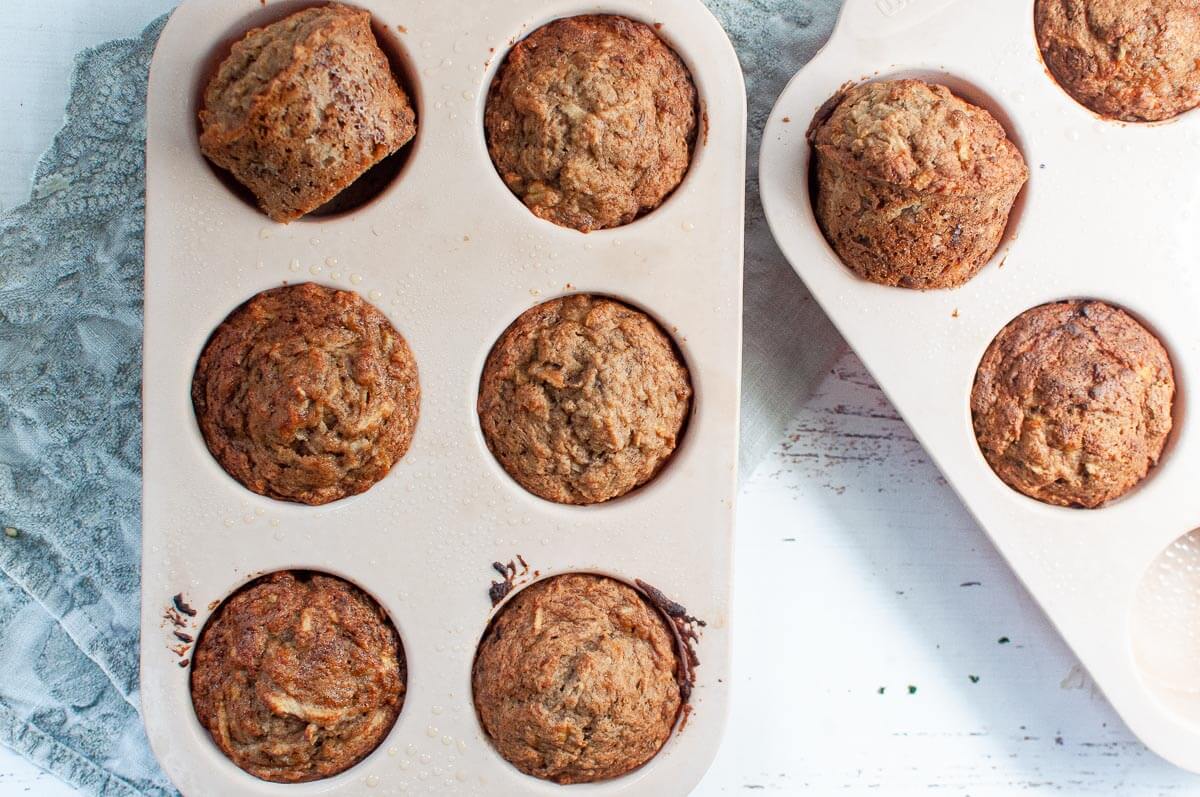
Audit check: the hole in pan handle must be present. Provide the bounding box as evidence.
[836,0,964,41]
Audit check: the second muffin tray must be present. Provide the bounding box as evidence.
[761,0,1200,775]
[141,0,744,794]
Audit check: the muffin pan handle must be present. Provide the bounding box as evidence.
[834,0,963,41]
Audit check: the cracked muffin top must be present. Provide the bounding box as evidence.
[191,571,405,783]
[971,300,1175,508]
[192,282,419,505]
[477,294,691,505]
[472,573,681,784]
[809,79,1027,196]
[484,14,697,232]
[199,3,416,222]
[1036,0,1200,122]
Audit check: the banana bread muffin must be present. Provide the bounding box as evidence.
[971,300,1175,508]
[477,294,691,505]
[472,574,682,784]
[484,15,697,232]
[808,79,1028,289]
[199,4,416,222]
[192,282,419,505]
[1036,0,1200,122]
[191,571,405,783]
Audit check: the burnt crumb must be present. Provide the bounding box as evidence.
[174,631,194,644]
[163,607,188,629]
[170,642,192,658]
[179,658,191,668]
[208,599,220,611]
[782,116,791,123]
[488,557,532,606]
[653,21,663,30]
[396,24,407,33]
[635,579,705,703]
[173,593,197,617]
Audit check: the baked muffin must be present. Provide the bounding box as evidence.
[199,4,416,222]
[191,571,405,783]
[472,574,681,784]
[808,79,1028,289]
[1036,0,1200,122]
[192,283,419,505]
[484,15,697,232]
[478,294,691,504]
[971,300,1175,508]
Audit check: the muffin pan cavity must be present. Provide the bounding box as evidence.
[762,0,1200,773]
[192,1,422,222]
[144,0,743,793]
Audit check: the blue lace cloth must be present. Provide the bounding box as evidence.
[0,4,840,794]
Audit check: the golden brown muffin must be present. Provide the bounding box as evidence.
[971,300,1175,508]
[1036,0,1200,122]
[472,574,681,784]
[477,295,691,505]
[808,79,1028,289]
[484,15,697,232]
[191,571,405,783]
[199,4,416,222]
[192,283,419,505]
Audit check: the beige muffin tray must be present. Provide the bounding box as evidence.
[760,0,1200,775]
[140,0,744,794]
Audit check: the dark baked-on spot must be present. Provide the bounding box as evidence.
[472,574,682,784]
[971,300,1175,508]
[477,294,691,505]
[192,282,419,505]
[198,4,417,222]
[808,79,1027,290]
[484,14,697,232]
[190,571,405,783]
[1035,0,1200,122]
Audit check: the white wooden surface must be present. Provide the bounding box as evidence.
[3,1,1200,794]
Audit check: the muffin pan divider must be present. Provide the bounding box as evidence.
[761,0,1200,774]
[142,0,744,794]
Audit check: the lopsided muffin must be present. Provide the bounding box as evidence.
[472,574,682,784]
[484,15,697,232]
[191,571,405,783]
[478,295,691,505]
[1036,0,1200,122]
[808,79,1028,289]
[192,283,419,505]
[971,300,1175,508]
[199,4,416,222]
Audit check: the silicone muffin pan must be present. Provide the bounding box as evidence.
[141,0,745,793]
[761,0,1200,774]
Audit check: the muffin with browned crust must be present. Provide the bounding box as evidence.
[192,283,419,505]
[472,574,681,784]
[484,15,697,232]
[191,571,405,783]
[808,79,1028,289]
[478,294,691,505]
[199,4,416,222]
[971,300,1175,508]
[1036,0,1200,122]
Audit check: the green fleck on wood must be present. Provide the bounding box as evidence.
[877,687,886,695]
[907,685,917,695]
[969,675,980,683]
[998,636,1010,645]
